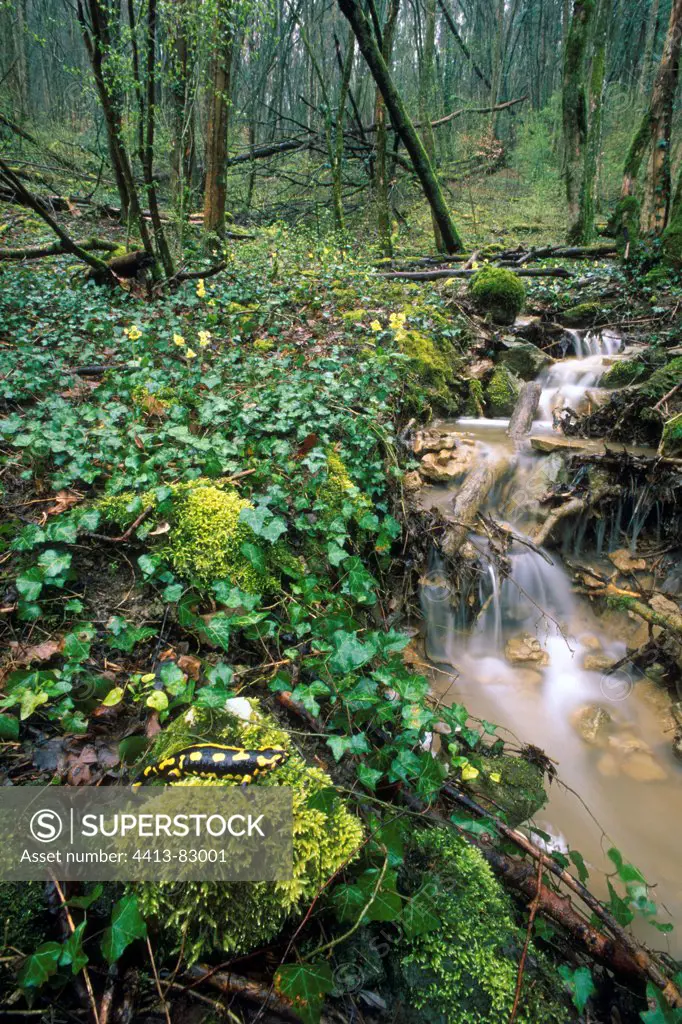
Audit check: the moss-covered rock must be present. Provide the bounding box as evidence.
[485,365,521,417]
[396,829,570,1023]
[640,357,682,401]
[601,356,653,388]
[498,340,553,381]
[560,302,605,327]
[464,378,485,417]
[0,882,50,952]
[396,328,463,415]
[136,704,364,962]
[469,268,526,326]
[98,481,283,592]
[659,412,682,457]
[464,752,548,827]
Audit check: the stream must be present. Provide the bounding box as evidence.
[417,329,682,954]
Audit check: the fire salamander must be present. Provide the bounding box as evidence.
[133,744,288,788]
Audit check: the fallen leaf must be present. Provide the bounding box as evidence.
[8,638,63,667]
[45,489,83,516]
[177,654,201,680]
[145,712,162,738]
[148,521,170,536]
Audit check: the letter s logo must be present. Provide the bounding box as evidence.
[29,809,63,843]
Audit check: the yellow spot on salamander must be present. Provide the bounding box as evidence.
[212,752,227,763]
[158,758,176,771]
[167,768,181,778]
[231,750,251,763]
[189,751,203,762]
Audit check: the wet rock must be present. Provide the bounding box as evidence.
[419,446,476,483]
[530,435,606,455]
[413,429,457,456]
[583,653,616,672]
[505,633,549,666]
[512,314,544,343]
[672,702,682,729]
[580,633,603,650]
[584,388,612,411]
[643,662,667,685]
[620,753,667,782]
[403,470,423,492]
[498,340,553,381]
[608,548,647,573]
[514,668,544,687]
[572,704,613,745]
[650,593,682,619]
[608,732,650,756]
[661,564,682,596]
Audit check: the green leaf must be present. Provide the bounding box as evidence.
[607,847,646,884]
[59,921,88,975]
[341,555,377,605]
[640,982,682,1023]
[607,879,634,926]
[401,886,441,939]
[38,549,72,578]
[240,541,266,573]
[45,519,78,544]
[102,687,125,707]
[329,630,377,673]
[162,583,184,602]
[63,629,93,662]
[100,896,147,964]
[558,965,596,1014]
[137,554,160,579]
[19,688,50,720]
[68,884,103,910]
[327,541,348,566]
[202,613,231,651]
[326,733,370,762]
[569,848,589,884]
[356,763,383,791]
[16,566,43,601]
[275,962,333,1024]
[146,691,169,712]
[18,942,62,989]
[0,714,19,740]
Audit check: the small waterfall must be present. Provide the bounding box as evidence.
[536,329,622,427]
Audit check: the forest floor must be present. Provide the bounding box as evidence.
[0,200,681,1023]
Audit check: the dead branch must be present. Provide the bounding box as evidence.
[441,460,508,556]
[183,965,301,1021]
[0,239,118,261]
[0,158,114,280]
[507,382,542,442]
[378,267,573,281]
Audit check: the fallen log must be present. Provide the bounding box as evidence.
[441,459,508,556]
[378,267,573,281]
[0,238,118,261]
[507,382,542,442]
[602,585,682,637]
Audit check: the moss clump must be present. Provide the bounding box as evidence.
[485,365,520,417]
[253,338,275,352]
[136,705,364,962]
[662,201,682,266]
[98,481,280,592]
[168,485,275,591]
[397,829,570,1023]
[469,267,526,325]
[601,357,652,388]
[465,753,547,828]
[0,882,50,952]
[317,451,372,523]
[341,309,367,323]
[464,378,485,417]
[560,302,605,327]
[659,412,682,457]
[606,195,640,248]
[640,357,682,401]
[396,328,462,414]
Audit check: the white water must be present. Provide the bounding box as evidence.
[418,330,682,953]
[536,328,622,427]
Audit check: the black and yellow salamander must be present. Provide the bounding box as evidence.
[133,744,288,788]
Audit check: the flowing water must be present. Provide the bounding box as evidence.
[418,329,682,953]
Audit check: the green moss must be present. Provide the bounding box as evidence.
[465,753,547,828]
[253,338,275,352]
[136,705,364,962]
[0,882,50,952]
[659,412,682,457]
[317,451,372,523]
[485,365,520,417]
[662,200,682,266]
[640,357,682,401]
[341,309,367,323]
[396,328,463,414]
[606,195,640,247]
[168,485,276,591]
[97,481,281,592]
[397,829,570,1023]
[469,267,526,326]
[464,378,485,417]
[601,357,651,388]
[560,301,605,327]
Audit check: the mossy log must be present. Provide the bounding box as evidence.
[0,238,119,261]
[378,267,572,281]
[441,459,508,556]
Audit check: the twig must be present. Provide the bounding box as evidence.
[509,857,543,1024]
[51,879,100,1024]
[146,936,171,1024]
[89,506,154,544]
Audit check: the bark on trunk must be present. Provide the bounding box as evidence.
[338,0,464,253]
[562,0,596,243]
[507,382,542,441]
[575,0,609,243]
[204,2,235,234]
[419,0,443,250]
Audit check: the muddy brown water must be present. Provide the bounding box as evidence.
[418,331,682,955]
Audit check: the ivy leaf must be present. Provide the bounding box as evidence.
[38,549,72,578]
[607,847,646,884]
[329,630,377,673]
[19,688,50,720]
[102,687,125,707]
[607,879,634,926]
[0,714,19,740]
[341,555,377,605]
[100,896,147,964]
[401,886,440,939]
[261,516,287,542]
[640,982,682,1023]
[326,733,370,762]
[162,582,184,602]
[558,965,596,1014]
[275,962,333,1024]
[16,567,43,601]
[569,849,589,884]
[356,763,383,791]
[391,673,429,703]
[59,921,88,975]
[240,541,266,573]
[63,630,92,662]
[17,942,62,989]
[202,613,232,651]
[327,541,348,566]
[146,691,169,712]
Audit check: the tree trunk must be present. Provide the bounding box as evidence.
[641,0,682,233]
[373,0,400,257]
[338,0,464,253]
[638,0,660,95]
[562,0,596,243]
[204,1,235,234]
[332,29,355,232]
[621,0,682,236]
[507,382,542,442]
[575,0,609,243]
[169,2,195,217]
[419,0,443,250]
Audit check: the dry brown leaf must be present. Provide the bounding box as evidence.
[45,489,83,517]
[177,654,202,680]
[8,638,63,666]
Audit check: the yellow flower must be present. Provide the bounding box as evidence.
[198,330,211,348]
[394,328,408,343]
[185,348,197,359]
[173,333,186,347]
[196,279,206,298]
[370,320,382,332]
[207,299,216,308]
[389,311,407,329]
[125,325,142,342]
